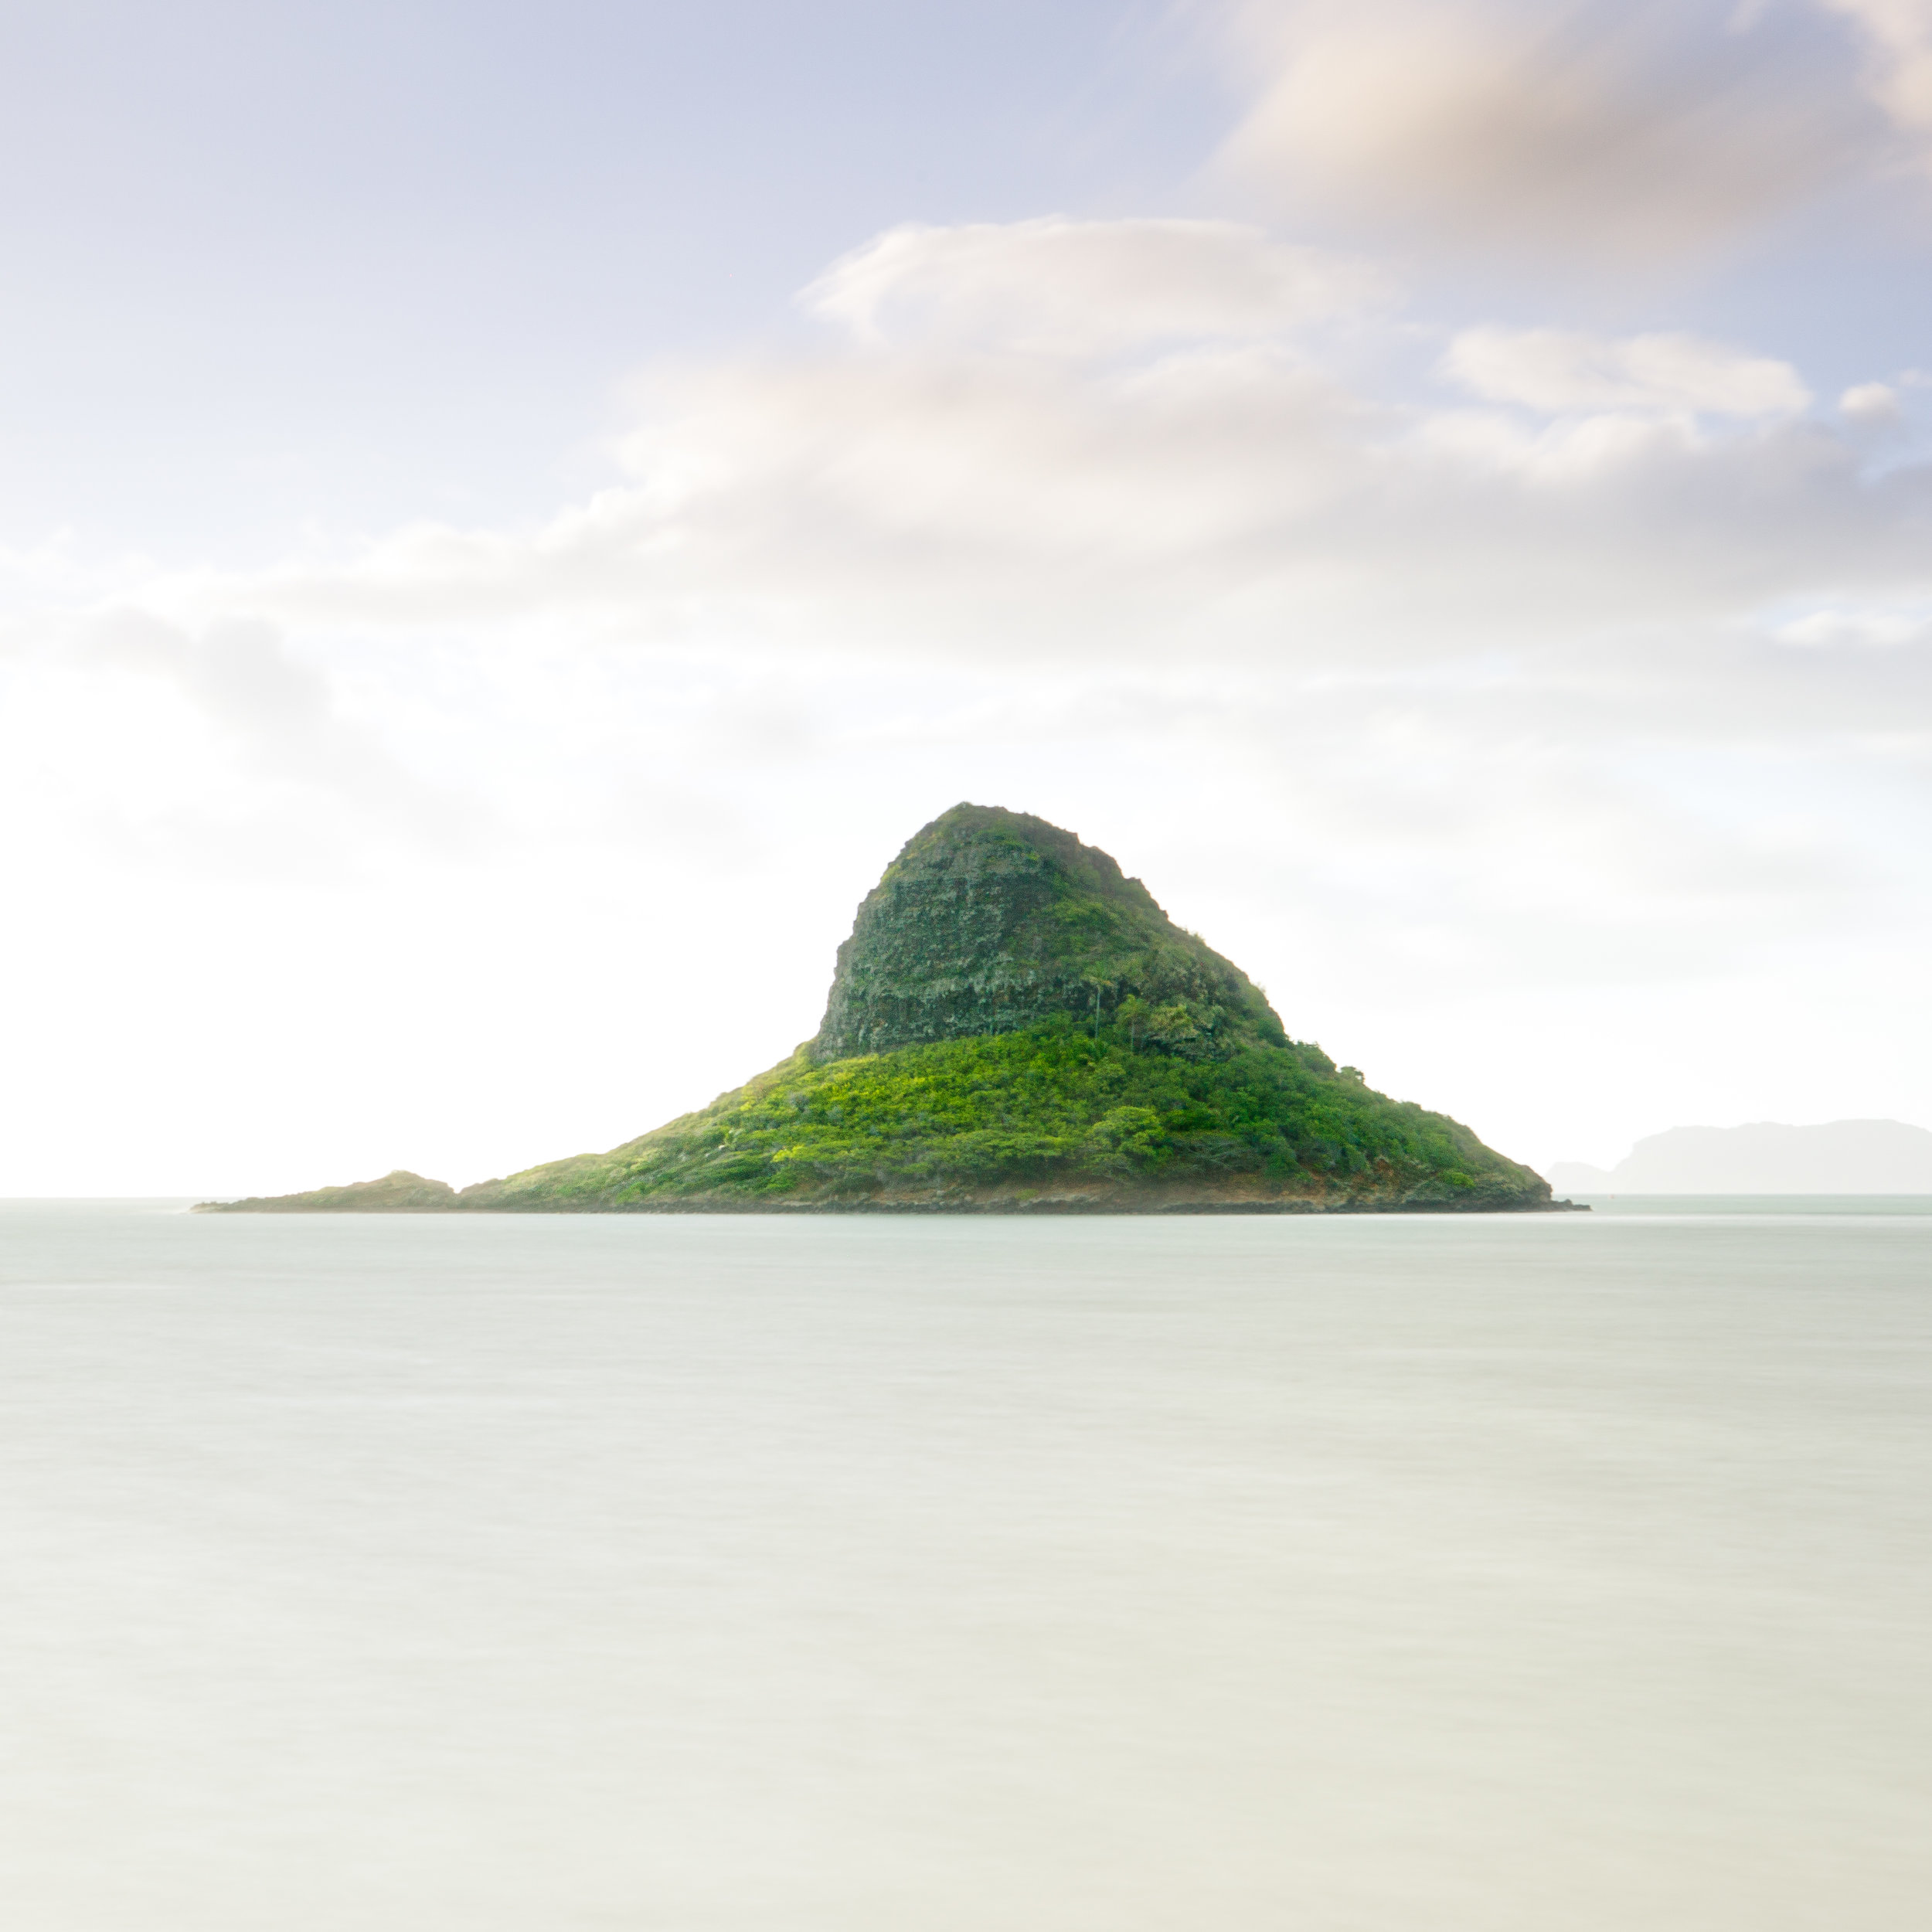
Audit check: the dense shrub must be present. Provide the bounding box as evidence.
[496,1019,1542,1206]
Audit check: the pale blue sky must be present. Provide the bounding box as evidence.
[0,1,1223,548]
[5,0,1929,553]
[4,0,1930,1192]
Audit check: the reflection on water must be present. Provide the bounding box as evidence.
[2,1202,1927,1931]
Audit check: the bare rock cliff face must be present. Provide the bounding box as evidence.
[813,803,1287,1062]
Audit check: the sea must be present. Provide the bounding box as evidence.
[2,1197,1927,1931]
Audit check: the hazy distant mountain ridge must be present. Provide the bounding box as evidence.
[1550,1120,1932,1194]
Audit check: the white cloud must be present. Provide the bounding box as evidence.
[1774,604,1927,645]
[1210,0,1877,260]
[1444,327,1811,416]
[1821,0,1932,137]
[801,217,1391,354]
[9,213,1932,1189]
[63,611,488,869]
[87,219,1926,1062]
[1841,379,1904,420]
[164,233,1920,678]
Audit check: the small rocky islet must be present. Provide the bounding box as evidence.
[201,804,1564,1214]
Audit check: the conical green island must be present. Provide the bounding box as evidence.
[201,804,1560,1215]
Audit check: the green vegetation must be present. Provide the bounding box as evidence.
[199,802,1558,1215]
[460,1019,1547,1212]
[816,802,1285,1060]
[207,1170,457,1213]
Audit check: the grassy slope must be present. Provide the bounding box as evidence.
[460,1021,1551,1212]
[199,1171,458,1213]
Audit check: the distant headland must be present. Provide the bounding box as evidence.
[200,804,1570,1215]
[1551,1119,1932,1195]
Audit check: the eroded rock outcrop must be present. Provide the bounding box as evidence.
[815,804,1284,1060]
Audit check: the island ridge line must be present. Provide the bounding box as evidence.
[200,804,1568,1214]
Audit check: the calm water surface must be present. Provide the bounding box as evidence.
[2,1202,1927,1930]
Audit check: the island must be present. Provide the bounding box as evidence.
[199,804,1569,1214]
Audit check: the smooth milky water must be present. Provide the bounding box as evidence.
[1,1202,1927,1931]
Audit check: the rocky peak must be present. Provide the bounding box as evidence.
[812,803,1287,1062]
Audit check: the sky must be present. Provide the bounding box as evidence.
[3,0,1930,1196]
